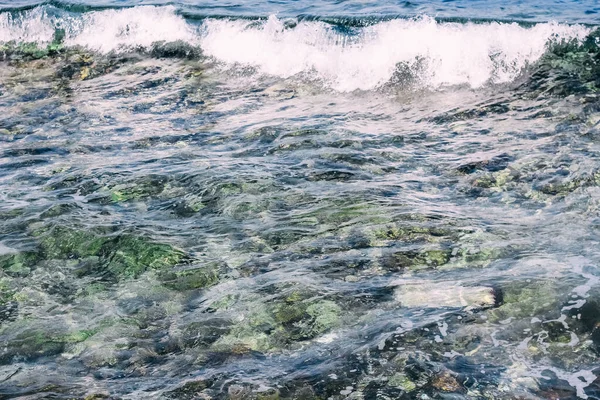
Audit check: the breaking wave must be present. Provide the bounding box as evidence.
[0,5,593,90]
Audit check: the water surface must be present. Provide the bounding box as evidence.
[1,1,600,399]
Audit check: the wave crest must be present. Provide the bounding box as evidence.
[200,15,590,90]
[0,5,197,52]
[0,6,593,91]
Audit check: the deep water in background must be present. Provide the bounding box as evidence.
[0,0,599,24]
[1,2,600,400]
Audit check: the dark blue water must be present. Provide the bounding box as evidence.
[1,0,600,399]
[1,0,599,23]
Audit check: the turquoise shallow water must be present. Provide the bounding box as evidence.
[1,1,600,399]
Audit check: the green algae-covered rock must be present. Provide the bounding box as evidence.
[0,39,65,61]
[0,277,15,304]
[13,42,47,60]
[34,226,186,280]
[63,329,99,344]
[83,394,110,400]
[472,169,517,189]
[0,315,118,364]
[293,201,387,232]
[255,388,280,400]
[104,235,185,279]
[488,281,559,322]
[367,224,456,245]
[387,373,417,392]
[305,300,341,337]
[529,30,600,96]
[210,293,342,354]
[538,177,584,196]
[0,330,64,363]
[0,251,38,277]
[383,248,451,271]
[165,379,212,400]
[181,318,232,348]
[436,245,504,271]
[108,175,167,203]
[212,329,273,353]
[273,296,341,342]
[0,323,91,364]
[274,300,307,326]
[158,264,219,291]
[37,226,107,260]
[206,293,238,312]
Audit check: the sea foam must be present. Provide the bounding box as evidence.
[0,6,591,91]
[199,15,590,90]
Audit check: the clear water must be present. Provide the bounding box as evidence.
[0,1,600,399]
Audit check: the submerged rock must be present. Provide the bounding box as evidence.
[0,278,17,322]
[0,324,75,364]
[107,175,168,203]
[272,293,341,342]
[367,223,459,246]
[28,225,189,281]
[164,379,213,399]
[488,281,559,322]
[210,290,343,354]
[387,373,417,392]
[157,264,220,291]
[212,329,272,354]
[527,29,600,96]
[103,235,185,279]
[431,371,462,392]
[0,251,38,277]
[150,40,203,60]
[457,153,514,174]
[384,248,452,271]
[181,318,232,348]
[570,296,600,353]
[394,281,497,309]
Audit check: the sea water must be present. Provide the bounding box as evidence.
[0,1,599,398]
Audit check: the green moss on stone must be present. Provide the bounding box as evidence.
[0,251,38,277]
[158,264,219,291]
[387,248,451,270]
[37,226,106,259]
[388,373,417,392]
[0,278,15,304]
[212,329,273,353]
[35,226,186,280]
[106,236,184,278]
[305,300,341,335]
[256,388,280,400]
[489,281,559,322]
[211,294,343,354]
[272,297,341,341]
[63,329,99,344]
[165,380,211,399]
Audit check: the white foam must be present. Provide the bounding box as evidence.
[199,15,590,90]
[0,6,591,91]
[0,5,197,52]
[0,7,56,43]
[64,6,197,52]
